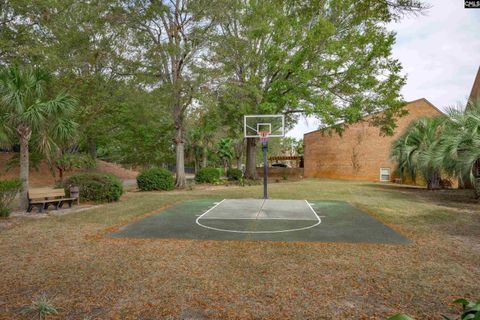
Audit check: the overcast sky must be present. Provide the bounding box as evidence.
[287,0,480,139]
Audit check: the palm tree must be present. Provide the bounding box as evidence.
[437,102,480,197]
[390,116,446,190]
[0,66,77,210]
[217,138,234,175]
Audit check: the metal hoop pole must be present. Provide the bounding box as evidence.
[260,132,269,199]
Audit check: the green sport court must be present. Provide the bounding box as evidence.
[111,199,410,244]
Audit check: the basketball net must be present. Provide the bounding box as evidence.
[259,131,269,146]
[258,131,268,142]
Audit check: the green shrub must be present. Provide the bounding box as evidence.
[195,168,221,184]
[445,298,480,320]
[387,298,480,320]
[0,179,22,217]
[227,168,243,181]
[63,173,123,202]
[137,168,174,191]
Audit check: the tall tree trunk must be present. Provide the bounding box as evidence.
[194,158,199,174]
[427,172,440,190]
[474,178,480,199]
[88,137,97,159]
[174,122,186,188]
[18,127,31,211]
[202,146,208,168]
[57,167,64,182]
[245,137,257,179]
[234,139,244,169]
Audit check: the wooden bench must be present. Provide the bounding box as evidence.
[27,188,78,213]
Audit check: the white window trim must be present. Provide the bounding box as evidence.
[380,168,391,182]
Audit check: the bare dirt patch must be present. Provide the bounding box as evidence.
[0,152,139,187]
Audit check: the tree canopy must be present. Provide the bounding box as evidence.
[0,0,432,189]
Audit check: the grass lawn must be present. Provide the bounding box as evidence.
[0,179,479,319]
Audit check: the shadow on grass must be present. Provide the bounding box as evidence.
[363,183,479,208]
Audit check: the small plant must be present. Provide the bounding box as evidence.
[387,298,480,320]
[0,179,22,217]
[195,168,221,184]
[63,173,123,202]
[444,298,480,320]
[22,293,59,320]
[137,168,174,191]
[227,168,243,181]
[282,175,288,180]
[54,153,96,182]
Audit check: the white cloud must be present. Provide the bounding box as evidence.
[287,1,480,139]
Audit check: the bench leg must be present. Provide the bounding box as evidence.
[39,204,44,213]
[55,201,61,210]
[27,204,33,213]
[68,200,72,208]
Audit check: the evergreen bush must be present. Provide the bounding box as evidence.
[195,168,221,184]
[227,168,243,181]
[63,173,123,202]
[137,168,174,191]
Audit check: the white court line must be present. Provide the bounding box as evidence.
[305,200,321,220]
[199,217,317,221]
[195,199,322,234]
[255,198,267,220]
[195,199,226,220]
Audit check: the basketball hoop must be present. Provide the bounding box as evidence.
[259,131,269,143]
[243,114,285,200]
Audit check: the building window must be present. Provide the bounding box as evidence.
[380,168,391,182]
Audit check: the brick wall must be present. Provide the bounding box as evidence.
[304,99,443,182]
[468,66,480,106]
[256,167,304,179]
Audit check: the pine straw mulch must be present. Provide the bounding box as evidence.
[0,181,479,319]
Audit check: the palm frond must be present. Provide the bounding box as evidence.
[40,92,77,117]
[49,118,78,143]
[390,116,446,186]
[0,65,78,159]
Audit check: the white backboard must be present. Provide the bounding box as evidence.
[244,115,285,138]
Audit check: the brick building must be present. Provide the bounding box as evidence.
[467,67,480,181]
[468,66,480,105]
[303,98,443,182]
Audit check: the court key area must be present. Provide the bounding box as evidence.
[111,199,410,244]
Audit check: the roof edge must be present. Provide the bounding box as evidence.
[303,98,443,137]
[468,66,480,105]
